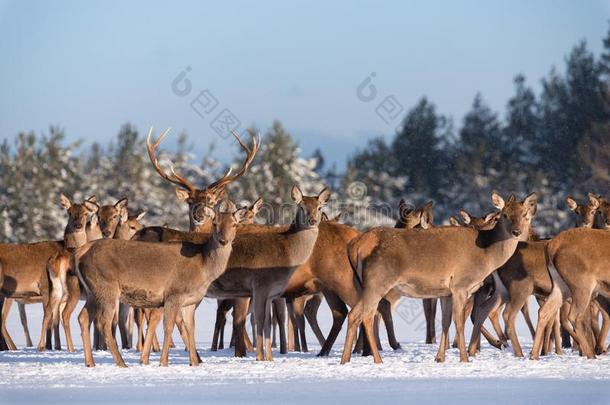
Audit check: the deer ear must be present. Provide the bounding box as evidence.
[291,185,303,204]
[234,207,248,223]
[318,187,331,204]
[491,192,505,210]
[448,216,460,227]
[334,212,343,222]
[135,211,147,221]
[84,201,99,214]
[459,210,471,225]
[484,212,500,224]
[60,194,72,209]
[86,195,98,204]
[321,212,329,221]
[587,193,600,209]
[119,207,128,222]
[419,210,431,230]
[523,192,537,215]
[115,197,128,210]
[251,198,264,215]
[566,196,577,211]
[176,188,190,202]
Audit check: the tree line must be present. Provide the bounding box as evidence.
[2,26,610,242]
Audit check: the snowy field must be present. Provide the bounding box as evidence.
[1,298,609,404]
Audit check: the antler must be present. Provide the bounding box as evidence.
[207,130,261,193]
[146,127,195,192]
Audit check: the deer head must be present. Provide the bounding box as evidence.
[490,192,537,239]
[60,194,99,248]
[566,193,599,228]
[396,199,434,229]
[240,197,264,225]
[290,185,331,229]
[146,128,260,232]
[459,209,501,230]
[98,198,129,238]
[114,210,147,240]
[596,195,610,230]
[209,200,248,246]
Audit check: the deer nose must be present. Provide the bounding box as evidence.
[218,238,229,246]
[511,229,522,237]
[102,230,112,238]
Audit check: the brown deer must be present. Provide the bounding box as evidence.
[137,128,364,363]
[75,201,247,367]
[341,192,537,364]
[48,198,146,353]
[0,194,99,351]
[530,225,610,360]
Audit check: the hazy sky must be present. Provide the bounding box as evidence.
[1,1,608,168]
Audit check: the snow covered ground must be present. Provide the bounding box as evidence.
[1,298,609,404]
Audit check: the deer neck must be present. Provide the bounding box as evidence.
[202,236,234,279]
[476,224,519,271]
[64,227,88,250]
[285,214,320,264]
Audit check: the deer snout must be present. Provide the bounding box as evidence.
[102,230,113,238]
[217,238,229,246]
[511,229,522,237]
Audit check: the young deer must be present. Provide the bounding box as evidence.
[75,201,247,367]
[342,192,537,364]
[0,194,98,351]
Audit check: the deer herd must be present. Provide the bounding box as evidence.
[1,127,610,368]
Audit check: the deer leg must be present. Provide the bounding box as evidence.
[318,291,348,357]
[143,309,161,353]
[17,303,33,348]
[423,298,437,344]
[520,301,536,339]
[292,296,308,352]
[304,294,325,347]
[97,300,126,368]
[1,298,17,350]
[363,310,382,364]
[594,296,610,355]
[273,298,287,354]
[271,300,278,348]
[488,306,508,346]
[253,292,268,361]
[341,281,386,365]
[568,292,596,359]
[542,316,554,356]
[468,287,502,357]
[232,298,249,358]
[181,304,200,366]
[78,299,97,367]
[264,298,274,361]
[435,296,452,363]
[61,276,80,353]
[0,297,7,351]
[211,300,230,352]
[38,288,60,351]
[530,285,564,360]
[450,290,469,362]
[52,301,62,351]
[140,308,162,365]
[159,301,180,367]
[353,326,364,354]
[553,311,563,355]
[286,299,301,352]
[340,302,364,364]
[118,303,132,350]
[453,296,473,348]
[378,298,400,350]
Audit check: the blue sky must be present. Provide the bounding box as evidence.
[0,0,608,168]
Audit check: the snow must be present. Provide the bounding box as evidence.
[1,298,609,404]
